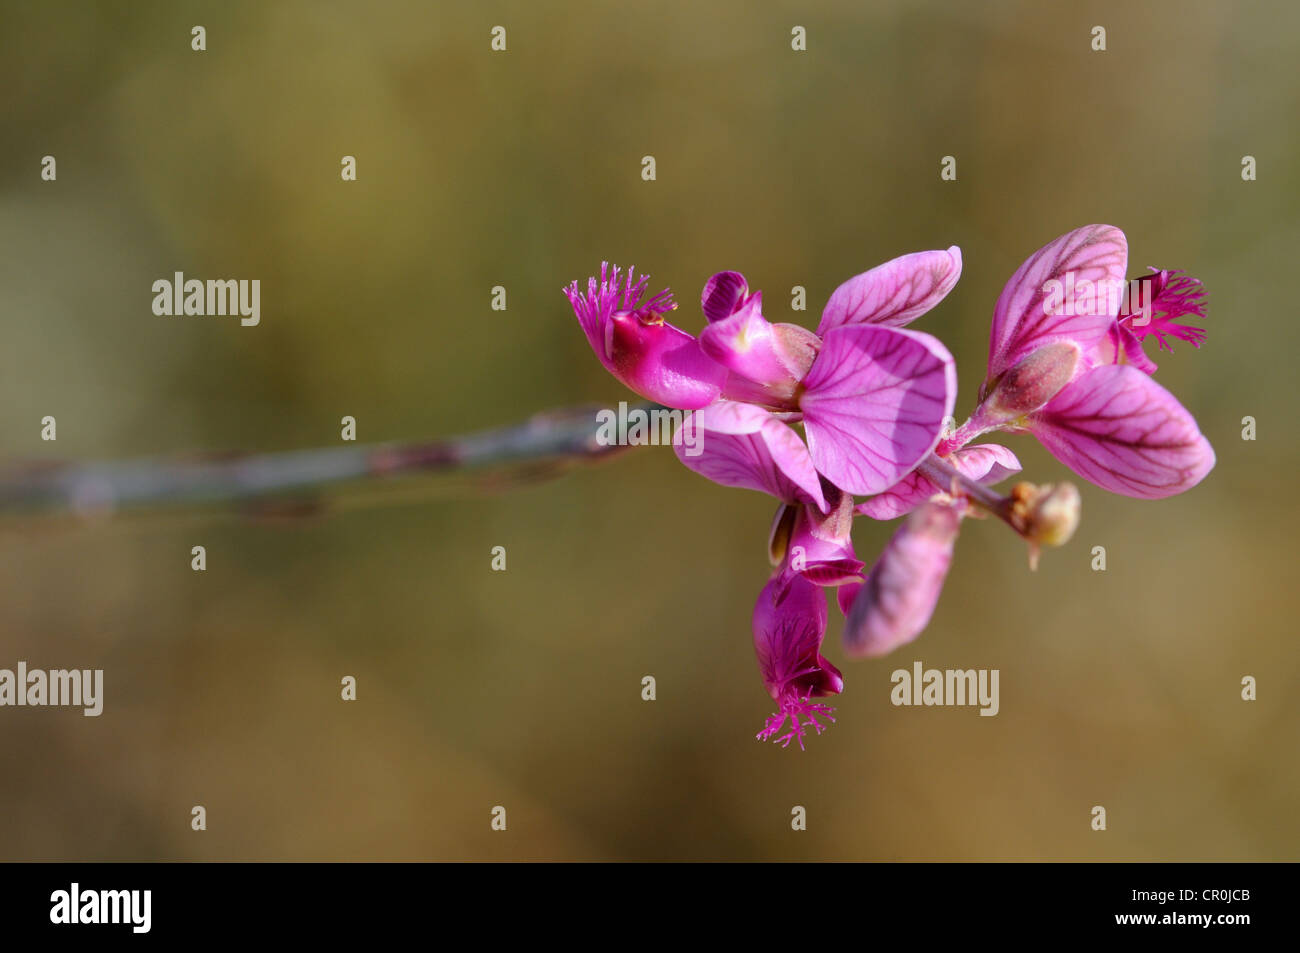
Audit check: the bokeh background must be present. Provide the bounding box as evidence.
[1,0,1296,860]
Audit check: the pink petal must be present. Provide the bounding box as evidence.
[799,326,957,496]
[856,443,1021,520]
[699,294,809,400]
[673,401,828,511]
[853,473,934,520]
[1027,364,1216,499]
[955,443,1023,485]
[817,247,962,334]
[566,264,726,409]
[836,579,862,617]
[605,316,727,410]
[842,503,961,658]
[786,496,865,586]
[701,271,750,323]
[753,571,841,701]
[987,225,1129,379]
[1096,323,1159,375]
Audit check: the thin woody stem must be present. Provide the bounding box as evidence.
[918,454,1081,570]
[0,402,663,521]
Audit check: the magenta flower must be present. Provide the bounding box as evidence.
[565,252,962,497]
[846,226,1214,659]
[566,229,1217,750]
[696,249,962,495]
[752,570,842,750]
[944,225,1215,499]
[675,404,862,746]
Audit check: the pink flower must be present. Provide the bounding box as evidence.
[951,225,1215,499]
[697,248,963,496]
[566,230,1217,750]
[844,226,1214,657]
[752,570,842,750]
[568,251,962,497]
[675,403,862,747]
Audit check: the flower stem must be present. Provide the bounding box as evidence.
[0,402,660,524]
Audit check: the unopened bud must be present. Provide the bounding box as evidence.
[1005,481,1081,568]
[842,503,961,658]
[984,341,1080,420]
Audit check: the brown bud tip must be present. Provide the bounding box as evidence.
[986,341,1080,419]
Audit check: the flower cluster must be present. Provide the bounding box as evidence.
[564,225,1214,749]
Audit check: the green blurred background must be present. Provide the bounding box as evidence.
[1,0,1296,860]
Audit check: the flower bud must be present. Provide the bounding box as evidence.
[842,503,961,658]
[1003,481,1081,569]
[981,340,1080,421]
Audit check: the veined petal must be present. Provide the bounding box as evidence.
[673,401,828,511]
[987,225,1128,380]
[753,571,842,750]
[842,503,961,658]
[1026,364,1215,499]
[701,270,750,323]
[952,443,1023,485]
[753,571,841,702]
[786,492,864,586]
[818,247,962,334]
[856,443,1021,520]
[799,325,957,496]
